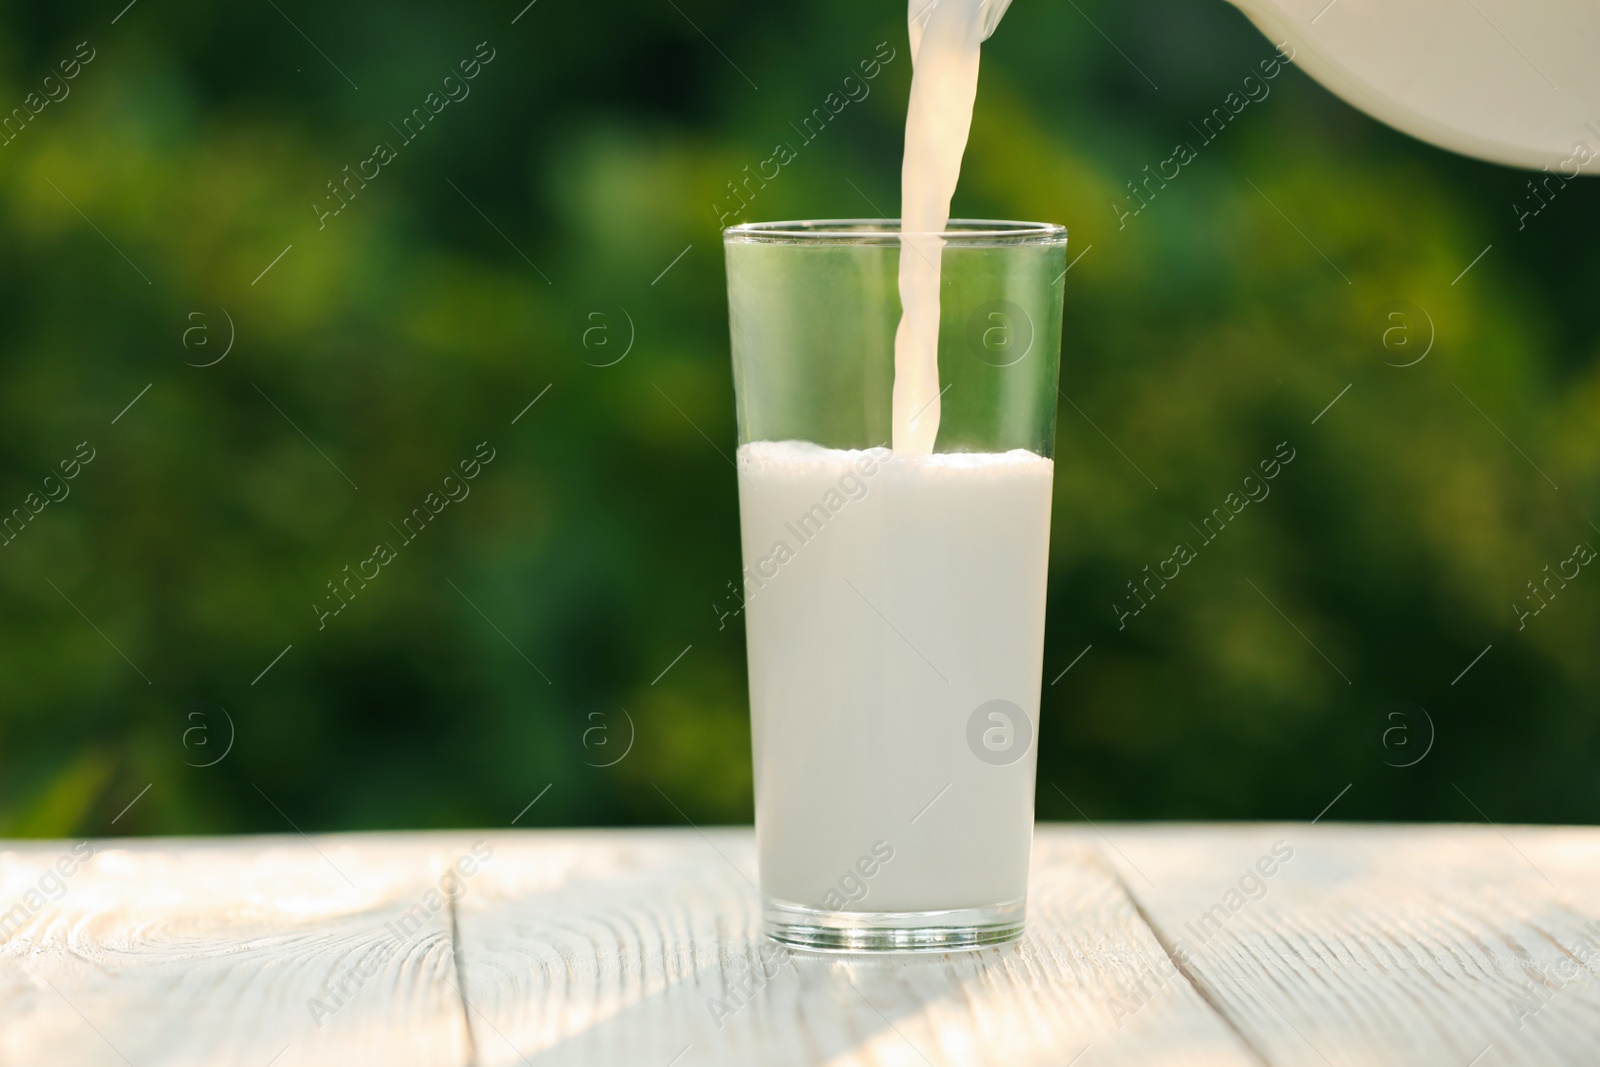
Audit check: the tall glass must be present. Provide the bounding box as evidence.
[723,220,1067,951]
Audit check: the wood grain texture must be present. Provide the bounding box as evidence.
[1100,823,1600,1067]
[0,833,480,1067]
[452,827,1256,1066]
[4,824,1600,1066]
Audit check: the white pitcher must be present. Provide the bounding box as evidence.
[979,0,1600,172]
[1233,0,1598,172]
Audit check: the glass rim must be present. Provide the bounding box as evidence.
[723,218,1067,244]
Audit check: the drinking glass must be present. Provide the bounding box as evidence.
[724,219,1066,950]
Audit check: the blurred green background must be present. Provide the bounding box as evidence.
[1,0,1596,838]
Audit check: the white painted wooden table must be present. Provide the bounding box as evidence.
[3,824,1598,1065]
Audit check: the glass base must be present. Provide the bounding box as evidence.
[763,897,1025,952]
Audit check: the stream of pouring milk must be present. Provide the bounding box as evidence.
[893,0,1010,454]
[742,0,1046,918]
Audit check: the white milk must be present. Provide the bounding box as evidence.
[739,441,1052,912]
[892,0,1012,454]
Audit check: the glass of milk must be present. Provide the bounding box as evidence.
[724,219,1067,950]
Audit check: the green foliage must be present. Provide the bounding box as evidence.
[0,0,1594,836]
